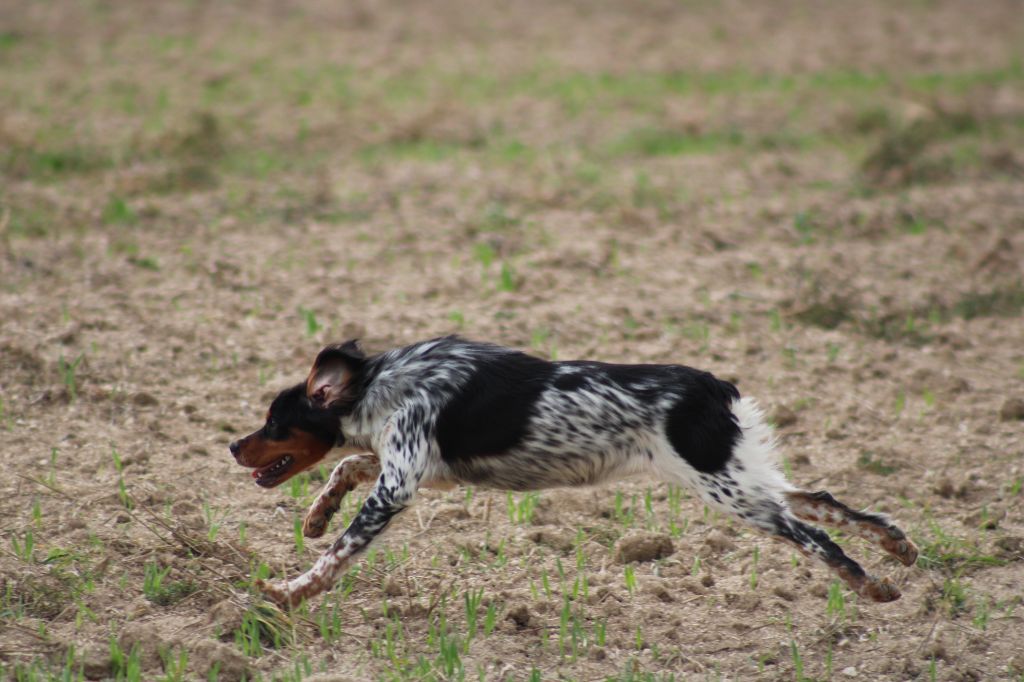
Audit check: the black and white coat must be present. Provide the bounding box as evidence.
[241,336,916,608]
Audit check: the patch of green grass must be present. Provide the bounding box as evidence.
[358,138,466,163]
[1,653,87,682]
[861,312,934,346]
[1,142,112,180]
[915,520,1006,573]
[792,295,853,330]
[144,163,219,195]
[4,200,62,238]
[57,353,85,401]
[218,147,297,179]
[857,451,899,476]
[102,196,137,225]
[172,111,226,160]
[857,103,989,188]
[142,561,196,606]
[11,528,35,562]
[109,637,142,681]
[367,63,1024,123]
[128,255,160,271]
[235,602,293,656]
[609,127,744,157]
[507,491,540,524]
[298,306,322,336]
[0,31,25,50]
[478,202,520,232]
[498,262,518,292]
[953,284,1024,320]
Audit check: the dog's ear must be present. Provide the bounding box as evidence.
[306,340,366,408]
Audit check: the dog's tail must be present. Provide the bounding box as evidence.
[727,396,795,499]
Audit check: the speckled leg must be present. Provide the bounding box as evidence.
[259,471,413,609]
[786,490,918,567]
[770,510,902,603]
[259,410,427,609]
[302,454,380,538]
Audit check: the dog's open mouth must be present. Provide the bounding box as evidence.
[252,455,294,487]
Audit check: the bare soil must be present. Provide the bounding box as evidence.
[2,1,1023,680]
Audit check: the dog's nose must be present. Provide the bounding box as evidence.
[229,440,241,458]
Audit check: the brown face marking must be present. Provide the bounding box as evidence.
[232,427,333,487]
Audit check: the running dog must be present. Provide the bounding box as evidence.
[229,336,917,608]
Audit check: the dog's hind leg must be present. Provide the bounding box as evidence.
[764,506,902,602]
[657,470,904,601]
[651,396,903,602]
[785,489,918,567]
[303,453,381,539]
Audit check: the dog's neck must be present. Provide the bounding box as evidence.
[334,337,482,453]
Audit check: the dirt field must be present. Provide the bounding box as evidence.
[2,1,1023,680]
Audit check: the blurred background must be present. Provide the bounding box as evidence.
[1,1,1022,680]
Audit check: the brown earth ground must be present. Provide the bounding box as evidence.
[2,1,1023,680]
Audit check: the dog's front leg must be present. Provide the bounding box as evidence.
[303,453,381,538]
[258,412,427,608]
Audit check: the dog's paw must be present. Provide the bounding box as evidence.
[861,576,901,603]
[302,507,329,538]
[255,579,301,610]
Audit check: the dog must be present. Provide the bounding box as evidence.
[229,336,917,609]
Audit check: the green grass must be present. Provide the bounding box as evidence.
[407,63,1024,112]
[915,519,1006,573]
[609,127,745,157]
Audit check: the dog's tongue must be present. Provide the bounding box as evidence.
[252,471,260,478]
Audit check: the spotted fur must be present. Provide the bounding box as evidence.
[233,336,917,609]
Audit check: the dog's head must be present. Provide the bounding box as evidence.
[229,340,366,488]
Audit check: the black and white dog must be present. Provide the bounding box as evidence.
[229,336,916,608]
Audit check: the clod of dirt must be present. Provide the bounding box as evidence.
[922,635,950,662]
[205,599,245,637]
[933,478,968,499]
[724,591,761,611]
[678,577,708,595]
[973,236,1021,275]
[132,391,159,407]
[994,535,1023,559]
[431,503,470,521]
[188,638,250,682]
[118,621,166,669]
[963,507,1005,530]
[615,532,674,563]
[772,585,796,601]
[791,453,812,467]
[527,529,574,553]
[643,582,674,603]
[999,397,1024,421]
[704,530,737,553]
[126,597,152,619]
[382,577,403,596]
[505,603,532,629]
[700,573,715,588]
[77,642,112,679]
[771,405,798,428]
